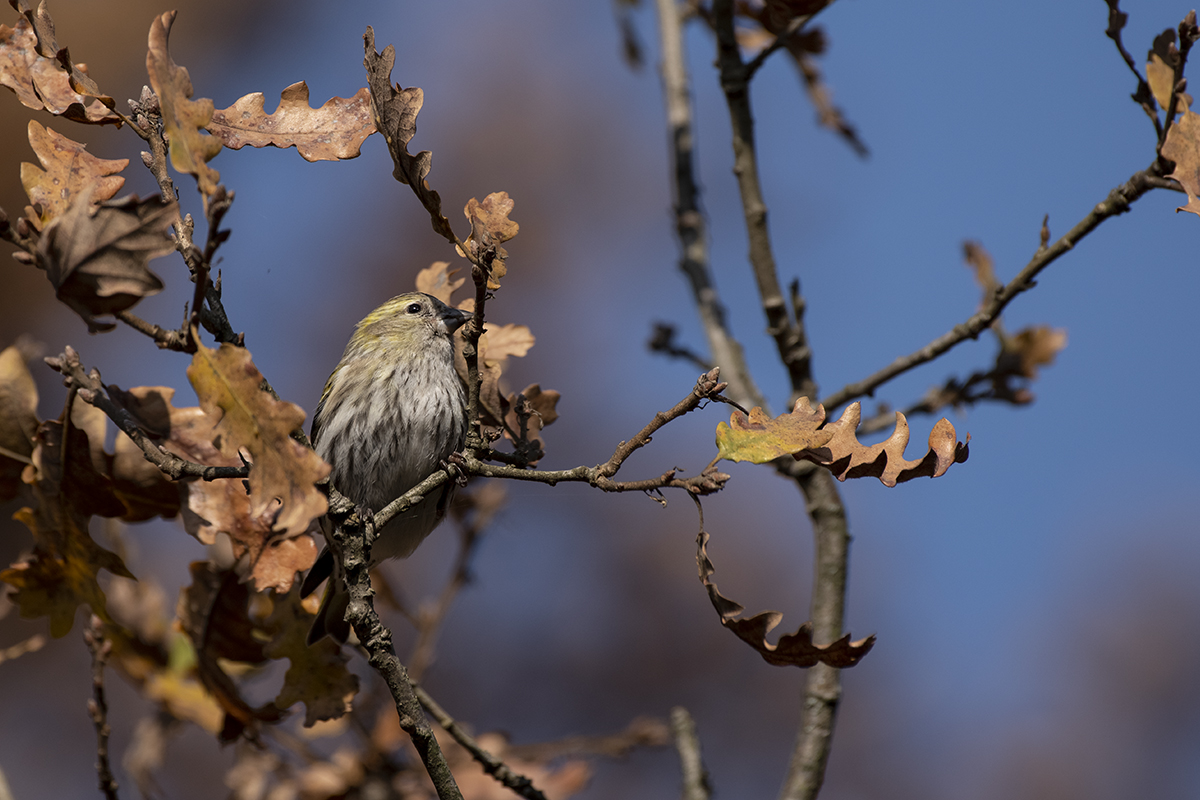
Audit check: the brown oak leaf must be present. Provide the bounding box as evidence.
[3,0,117,122]
[146,11,222,196]
[20,121,127,226]
[0,406,135,637]
[718,398,968,486]
[208,81,376,162]
[264,589,358,726]
[697,531,874,668]
[363,27,454,242]
[185,343,328,588]
[36,191,173,332]
[0,16,118,123]
[1162,106,1200,217]
[459,192,518,289]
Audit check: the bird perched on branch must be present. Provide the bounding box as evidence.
[301,292,469,644]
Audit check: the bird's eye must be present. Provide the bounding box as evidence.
[405,302,423,315]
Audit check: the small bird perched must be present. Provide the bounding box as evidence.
[301,292,469,644]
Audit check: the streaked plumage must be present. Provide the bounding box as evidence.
[302,292,468,643]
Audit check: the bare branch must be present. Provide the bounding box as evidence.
[656,0,766,411]
[820,164,1169,412]
[44,347,249,482]
[335,513,464,800]
[1102,0,1164,138]
[415,684,550,800]
[712,0,814,403]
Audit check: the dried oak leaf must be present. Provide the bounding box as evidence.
[459,192,519,289]
[0,344,38,501]
[10,0,113,102]
[1162,106,1200,217]
[697,531,874,668]
[208,81,376,162]
[264,588,358,727]
[0,413,134,637]
[178,562,283,739]
[718,398,968,486]
[36,191,173,332]
[20,121,127,226]
[0,15,118,123]
[146,11,222,196]
[415,260,464,304]
[363,27,454,242]
[184,344,327,589]
[1146,28,1185,112]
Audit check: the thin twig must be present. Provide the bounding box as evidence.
[44,347,248,482]
[113,310,190,351]
[819,164,1170,413]
[1160,12,1199,149]
[415,684,549,800]
[84,615,120,800]
[671,707,711,800]
[648,322,713,372]
[128,90,241,347]
[504,717,671,761]
[1103,0,1164,139]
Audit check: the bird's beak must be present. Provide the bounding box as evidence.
[439,306,470,335]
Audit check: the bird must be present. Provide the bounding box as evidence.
[301,291,469,644]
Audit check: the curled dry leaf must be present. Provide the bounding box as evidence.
[208,81,376,162]
[717,398,969,486]
[1162,106,1200,217]
[0,16,118,123]
[36,191,173,332]
[10,0,113,105]
[20,120,127,226]
[0,344,38,501]
[697,531,874,668]
[264,589,358,726]
[459,191,519,289]
[146,11,222,196]
[363,27,454,242]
